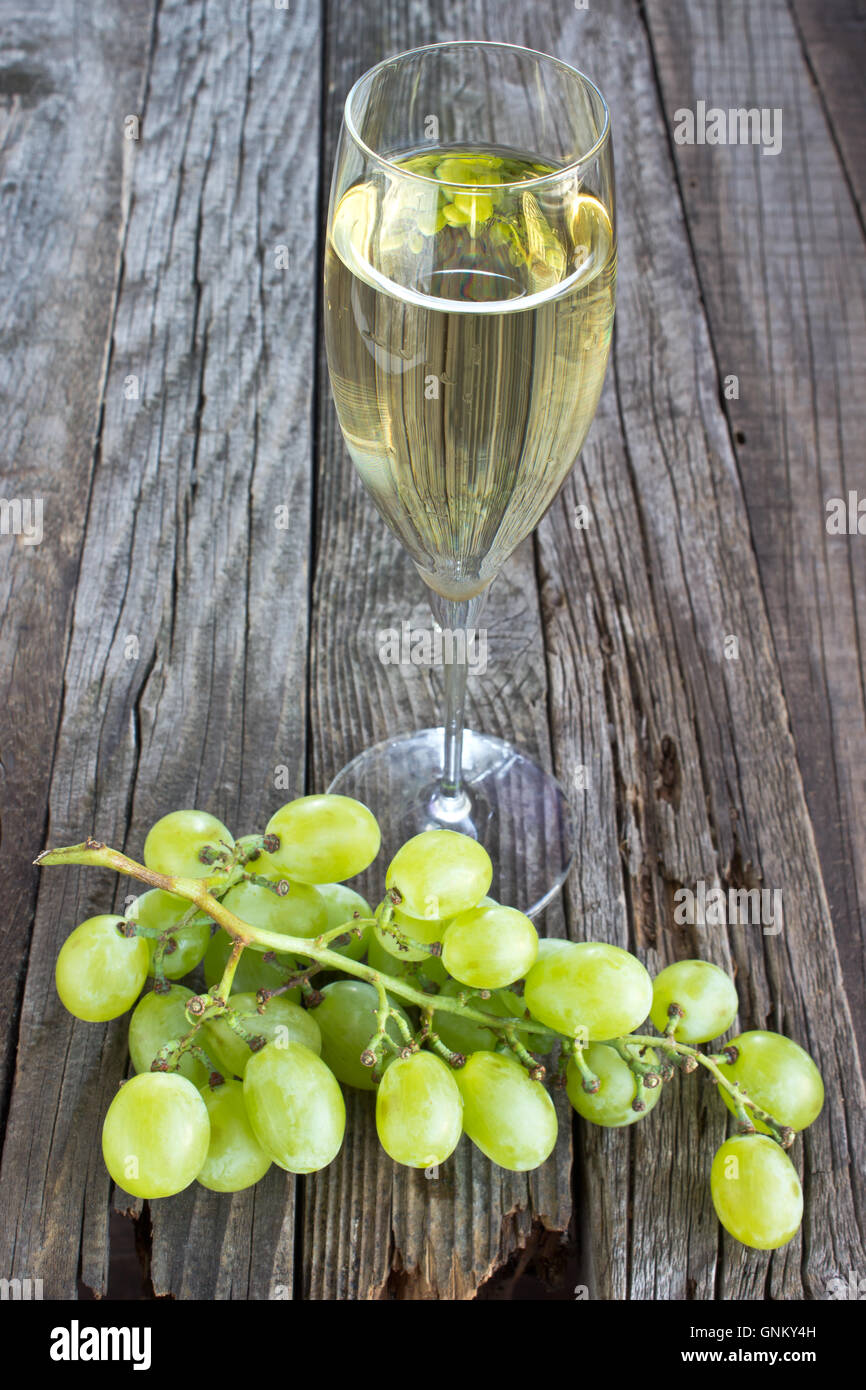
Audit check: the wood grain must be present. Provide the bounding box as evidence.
[0,0,320,1297]
[536,0,866,1297]
[643,0,866,1060]
[0,0,153,1124]
[306,0,573,1300]
[0,0,862,1301]
[789,0,866,223]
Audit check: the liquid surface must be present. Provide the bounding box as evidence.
[324,147,616,599]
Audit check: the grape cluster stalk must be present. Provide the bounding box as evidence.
[38,796,823,1248]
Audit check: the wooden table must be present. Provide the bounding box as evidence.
[1,0,864,1300]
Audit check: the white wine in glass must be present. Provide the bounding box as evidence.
[323,43,615,914]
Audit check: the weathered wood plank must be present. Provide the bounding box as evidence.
[535,0,866,1297]
[306,0,573,1299]
[3,0,862,1303]
[641,0,866,1057]
[789,0,866,223]
[0,0,321,1297]
[0,0,152,1125]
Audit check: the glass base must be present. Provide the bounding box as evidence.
[327,728,575,919]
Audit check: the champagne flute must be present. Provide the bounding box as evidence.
[323,41,615,915]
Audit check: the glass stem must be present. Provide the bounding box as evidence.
[428,590,486,808]
[441,647,469,798]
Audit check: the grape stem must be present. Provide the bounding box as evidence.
[361,980,394,1067]
[257,965,321,1003]
[376,918,438,959]
[314,917,374,950]
[152,1030,221,1081]
[417,1006,464,1068]
[609,1038,661,1088]
[220,1008,266,1052]
[372,894,439,959]
[571,1045,601,1095]
[34,840,553,1040]
[626,1034,794,1148]
[388,1007,415,1047]
[217,939,244,1000]
[503,1028,546,1079]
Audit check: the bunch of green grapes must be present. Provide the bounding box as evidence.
[46,799,822,1253]
[558,957,822,1249]
[56,797,380,1195]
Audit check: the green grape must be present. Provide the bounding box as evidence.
[566,1042,661,1127]
[493,938,571,1020]
[203,930,300,1000]
[313,980,412,1090]
[524,941,653,1041]
[130,889,211,981]
[366,932,448,988]
[143,809,234,879]
[456,1051,558,1171]
[196,1080,272,1192]
[710,1135,803,1249]
[385,830,492,922]
[717,1031,824,1134]
[376,1051,463,1167]
[316,882,373,961]
[490,989,562,1051]
[373,901,446,962]
[56,915,150,1022]
[221,879,327,951]
[494,985,531,1020]
[243,1041,345,1172]
[128,985,208,1086]
[650,959,738,1044]
[229,879,368,968]
[432,980,515,1055]
[205,993,321,1078]
[264,794,381,884]
[442,904,538,989]
[102,1072,210,1199]
[536,938,575,962]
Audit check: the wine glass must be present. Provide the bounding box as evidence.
[323,41,615,915]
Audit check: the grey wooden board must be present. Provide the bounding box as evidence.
[790,0,866,225]
[140,0,323,1295]
[537,0,866,1297]
[0,0,153,1122]
[643,0,866,1060]
[0,0,863,1300]
[306,0,865,1297]
[306,0,572,1300]
[0,0,319,1298]
[0,0,157,1297]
